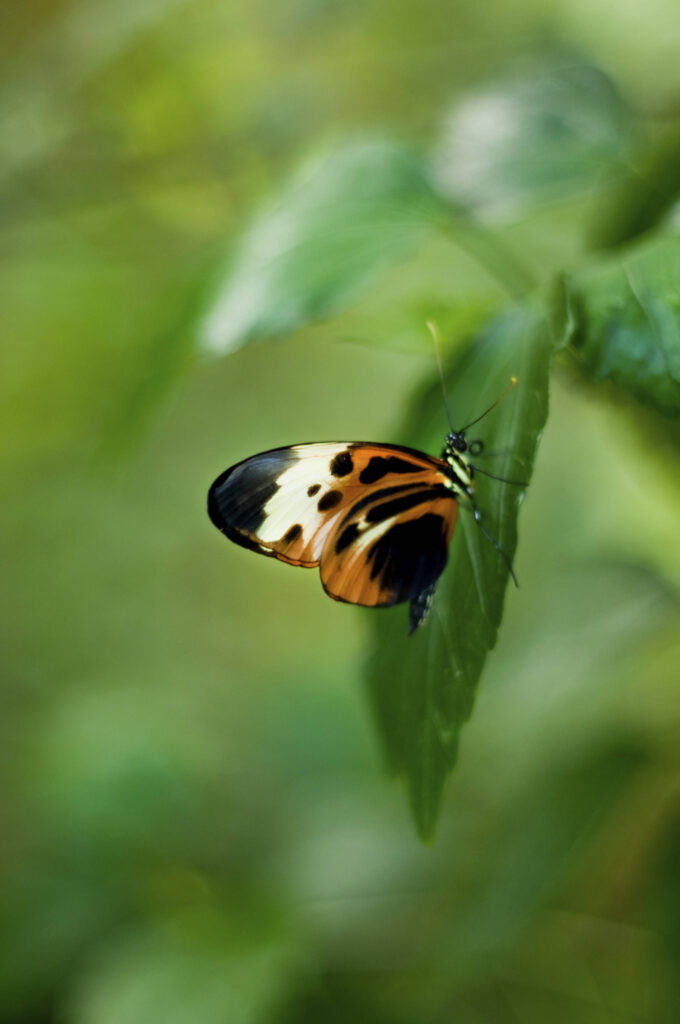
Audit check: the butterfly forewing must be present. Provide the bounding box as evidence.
[207,443,456,590]
[209,444,350,566]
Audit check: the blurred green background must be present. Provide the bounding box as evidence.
[3,0,680,1021]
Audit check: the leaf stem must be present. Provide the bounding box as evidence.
[441,213,537,301]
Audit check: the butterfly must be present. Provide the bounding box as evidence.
[207,381,523,634]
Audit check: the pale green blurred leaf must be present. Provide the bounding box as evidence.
[66,907,304,1024]
[0,0,188,182]
[367,306,555,839]
[557,232,680,416]
[198,140,449,354]
[433,61,633,220]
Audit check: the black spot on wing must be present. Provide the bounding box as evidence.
[307,483,321,497]
[317,489,343,512]
[330,450,353,477]
[338,482,425,527]
[282,523,302,545]
[367,513,449,601]
[365,485,452,524]
[359,455,427,484]
[335,522,361,554]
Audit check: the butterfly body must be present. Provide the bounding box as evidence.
[208,433,489,633]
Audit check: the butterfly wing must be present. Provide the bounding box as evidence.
[320,474,457,609]
[207,442,453,572]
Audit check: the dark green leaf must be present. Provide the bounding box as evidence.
[432,60,633,219]
[198,140,448,354]
[557,233,680,416]
[589,126,680,249]
[366,306,554,840]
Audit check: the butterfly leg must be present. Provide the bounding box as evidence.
[460,491,519,587]
[468,463,528,487]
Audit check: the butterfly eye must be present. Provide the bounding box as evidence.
[447,432,467,452]
[469,440,484,456]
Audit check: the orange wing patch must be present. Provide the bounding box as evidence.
[320,486,457,607]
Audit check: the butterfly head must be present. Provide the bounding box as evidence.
[444,431,484,458]
[446,430,467,453]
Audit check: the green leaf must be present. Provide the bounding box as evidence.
[198,140,448,354]
[589,126,680,248]
[67,905,303,1024]
[432,60,633,220]
[557,233,680,416]
[366,306,554,840]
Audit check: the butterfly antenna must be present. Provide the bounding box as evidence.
[426,320,454,431]
[458,376,518,433]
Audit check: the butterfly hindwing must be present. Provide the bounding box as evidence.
[207,443,456,595]
[320,477,457,609]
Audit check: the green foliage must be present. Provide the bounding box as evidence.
[432,60,634,218]
[197,56,680,835]
[368,307,554,837]
[66,906,302,1024]
[558,233,680,416]
[4,3,680,1022]
[199,141,447,354]
[589,126,680,248]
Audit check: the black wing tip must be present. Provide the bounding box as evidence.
[207,466,234,533]
[207,467,280,561]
